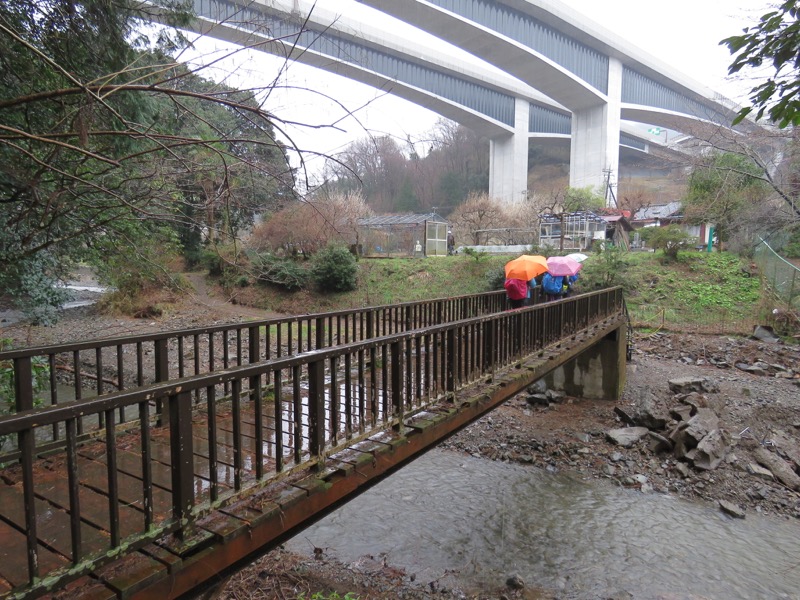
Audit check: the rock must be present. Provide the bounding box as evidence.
[684,409,720,445]
[613,406,636,425]
[692,429,729,471]
[629,386,669,429]
[752,325,780,342]
[736,363,768,376]
[670,404,694,422]
[671,409,719,459]
[719,500,746,519]
[505,574,525,590]
[747,463,774,481]
[668,376,719,394]
[754,447,800,491]
[646,431,673,453]
[525,393,549,406]
[606,427,650,448]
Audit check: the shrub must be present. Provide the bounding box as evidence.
[251,253,307,291]
[485,266,506,290]
[648,225,696,260]
[310,245,358,293]
[580,244,629,289]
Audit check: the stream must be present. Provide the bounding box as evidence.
[287,449,800,599]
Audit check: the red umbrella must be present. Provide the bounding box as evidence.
[546,256,583,277]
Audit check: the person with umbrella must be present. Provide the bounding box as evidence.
[543,256,583,301]
[504,255,548,309]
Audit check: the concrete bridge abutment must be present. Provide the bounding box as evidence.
[542,323,627,400]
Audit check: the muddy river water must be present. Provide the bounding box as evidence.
[287,449,800,599]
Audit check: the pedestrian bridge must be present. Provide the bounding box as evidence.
[0,288,628,599]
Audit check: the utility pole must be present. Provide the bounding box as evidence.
[602,168,618,208]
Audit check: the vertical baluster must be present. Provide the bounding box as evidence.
[154,338,169,426]
[136,342,144,387]
[139,400,154,527]
[308,359,326,469]
[116,345,124,423]
[273,369,284,472]
[232,379,242,490]
[254,373,264,480]
[169,391,194,538]
[206,379,218,502]
[344,353,353,438]
[49,354,58,441]
[358,349,366,433]
[291,365,302,463]
[178,336,185,380]
[73,351,83,435]
[105,409,120,547]
[415,336,422,404]
[65,418,82,562]
[369,346,377,427]
[405,337,412,409]
[14,357,38,581]
[381,345,389,420]
[329,356,339,446]
[391,341,402,431]
[194,334,201,404]
[223,331,230,396]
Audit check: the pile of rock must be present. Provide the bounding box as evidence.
[606,376,800,516]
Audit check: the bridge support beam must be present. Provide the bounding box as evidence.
[489,97,529,203]
[543,323,627,400]
[569,57,622,203]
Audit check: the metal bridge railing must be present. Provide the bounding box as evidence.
[0,290,507,455]
[0,287,624,597]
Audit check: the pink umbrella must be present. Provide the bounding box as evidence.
[546,256,583,277]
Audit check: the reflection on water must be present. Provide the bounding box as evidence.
[288,449,800,599]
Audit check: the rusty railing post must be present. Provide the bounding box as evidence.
[307,359,326,470]
[390,340,402,430]
[154,338,169,426]
[170,390,194,537]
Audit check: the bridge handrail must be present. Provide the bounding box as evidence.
[0,289,509,359]
[0,286,624,597]
[0,289,507,419]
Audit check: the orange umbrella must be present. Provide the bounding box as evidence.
[504,255,548,280]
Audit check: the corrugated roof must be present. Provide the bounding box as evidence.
[357,213,447,226]
[540,211,606,224]
[633,202,682,221]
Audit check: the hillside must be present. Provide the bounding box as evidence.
[223,249,788,337]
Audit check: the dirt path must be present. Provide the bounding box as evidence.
[181,272,284,321]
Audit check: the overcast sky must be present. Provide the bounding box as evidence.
[185,0,771,181]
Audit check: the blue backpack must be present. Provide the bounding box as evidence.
[542,273,564,295]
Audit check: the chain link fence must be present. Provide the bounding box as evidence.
[627,305,761,336]
[754,237,800,311]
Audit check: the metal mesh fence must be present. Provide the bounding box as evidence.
[754,238,800,310]
[627,305,760,335]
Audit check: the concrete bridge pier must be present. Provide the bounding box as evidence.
[543,323,627,400]
[489,97,529,202]
[569,57,623,201]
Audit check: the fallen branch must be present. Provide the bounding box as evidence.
[55,364,119,389]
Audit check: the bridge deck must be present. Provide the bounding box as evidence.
[0,289,627,599]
